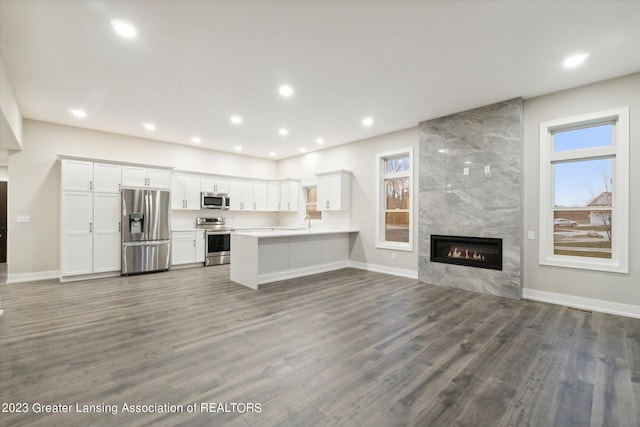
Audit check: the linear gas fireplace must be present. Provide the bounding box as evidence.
[430,235,503,270]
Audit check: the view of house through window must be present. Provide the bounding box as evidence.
[378,151,412,247]
[552,125,613,259]
[305,186,322,220]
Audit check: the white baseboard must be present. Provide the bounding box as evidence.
[257,261,350,287]
[348,261,418,280]
[7,270,59,284]
[59,271,120,283]
[523,288,640,319]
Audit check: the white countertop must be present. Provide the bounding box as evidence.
[233,227,359,238]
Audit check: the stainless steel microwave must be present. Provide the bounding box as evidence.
[201,192,230,210]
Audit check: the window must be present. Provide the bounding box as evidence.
[539,107,629,273]
[305,186,322,220]
[377,148,413,250]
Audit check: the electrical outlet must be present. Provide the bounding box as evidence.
[484,165,491,174]
[17,215,31,223]
[463,167,469,175]
[527,231,535,240]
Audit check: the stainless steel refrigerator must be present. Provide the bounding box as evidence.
[121,188,171,275]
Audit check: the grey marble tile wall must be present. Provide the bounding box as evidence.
[418,98,523,299]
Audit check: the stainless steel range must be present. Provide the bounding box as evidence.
[196,217,234,266]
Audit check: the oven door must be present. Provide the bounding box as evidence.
[205,231,231,265]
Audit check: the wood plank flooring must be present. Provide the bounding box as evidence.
[0,265,638,426]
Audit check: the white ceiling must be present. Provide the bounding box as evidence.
[1,0,639,160]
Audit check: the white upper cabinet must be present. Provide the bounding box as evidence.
[267,181,281,211]
[280,180,300,212]
[61,159,93,191]
[317,170,351,211]
[201,175,230,194]
[93,163,121,193]
[254,181,268,211]
[122,166,171,189]
[171,172,201,210]
[229,178,268,211]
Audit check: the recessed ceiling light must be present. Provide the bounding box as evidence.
[438,149,446,154]
[269,152,276,157]
[279,128,289,136]
[234,146,243,151]
[362,117,373,126]
[279,85,294,97]
[111,19,137,39]
[299,148,307,153]
[142,122,156,131]
[67,108,86,118]
[316,138,324,144]
[563,52,590,68]
[192,137,202,144]
[230,115,243,125]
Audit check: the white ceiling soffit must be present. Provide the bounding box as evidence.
[1,0,639,159]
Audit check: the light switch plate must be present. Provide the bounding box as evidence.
[527,231,535,240]
[17,215,31,223]
[484,165,491,174]
[463,167,469,175]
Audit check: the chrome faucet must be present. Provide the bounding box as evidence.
[304,215,311,229]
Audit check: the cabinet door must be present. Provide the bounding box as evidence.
[171,173,186,209]
[229,179,243,210]
[328,174,342,210]
[288,181,299,211]
[316,175,329,211]
[147,168,171,189]
[61,159,93,191]
[195,231,205,263]
[121,166,147,187]
[254,181,268,211]
[242,180,255,210]
[93,163,121,193]
[200,175,215,193]
[267,181,281,211]
[171,233,196,265]
[184,173,201,209]
[93,193,121,273]
[214,176,230,193]
[61,191,93,276]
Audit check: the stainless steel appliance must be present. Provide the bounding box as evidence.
[196,217,233,266]
[201,192,230,210]
[121,188,171,275]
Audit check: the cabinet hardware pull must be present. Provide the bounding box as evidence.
[118,222,121,232]
[89,222,93,232]
[288,202,290,210]
[89,181,93,190]
[253,203,256,210]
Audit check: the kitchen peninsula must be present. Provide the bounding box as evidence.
[230,228,358,289]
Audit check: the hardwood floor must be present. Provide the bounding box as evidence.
[0,265,638,426]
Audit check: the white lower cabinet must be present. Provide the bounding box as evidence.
[172,231,205,266]
[61,191,121,277]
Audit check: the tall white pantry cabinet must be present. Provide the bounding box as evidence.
[60,159,122,277]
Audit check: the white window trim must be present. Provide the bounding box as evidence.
[302,183,324,224]
[539,107,629,273]
[376,147,414,251]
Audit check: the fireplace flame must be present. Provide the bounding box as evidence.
[447,247,486,260]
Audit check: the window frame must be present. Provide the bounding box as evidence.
[539,107,629,273]
[376,147,414,251]
[303,184,322,221]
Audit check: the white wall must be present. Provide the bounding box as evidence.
[278,127,419,276]
[7,120,278,279]
[522,72,640,315]
[0,166,7,181]
[0,54,23,151]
